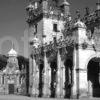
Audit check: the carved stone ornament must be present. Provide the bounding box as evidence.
[47,50,57,63]
[60,48,67,61]
[92,27,100,51]
[82,41,88,49]
[86,30,92,40]
[35,53,44,65]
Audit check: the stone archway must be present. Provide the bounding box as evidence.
[87,57,100,97]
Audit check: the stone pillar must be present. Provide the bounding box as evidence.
[70,68,74,98]
[72,48,88,98]
[43,52,47,97]
[34,63,39,97]
[88,80,93,98]
[99,63,100,84]
[43,52,51,97]
[56,50,62,98]
[29,57,33,95]
[78,70,88,98]
[0,74,2,85]
[47,63,51,97]
[61,60,65,97]
[71,49,77,98]
[32,57,37,96]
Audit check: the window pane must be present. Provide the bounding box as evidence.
[53,24,57,32]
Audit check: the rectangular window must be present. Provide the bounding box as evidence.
[34,24,37,35]
[53,23,58,32]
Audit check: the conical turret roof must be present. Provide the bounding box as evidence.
[8,48,17,57]
[59,0,70,6]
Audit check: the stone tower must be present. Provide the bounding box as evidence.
[26,0,71,98]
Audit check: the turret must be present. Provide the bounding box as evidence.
[8,48,17,57]
[42,0,48,13]
[74,12,87,45]
[96,0,100,16]
[59,0,70,17]
[26,0,40,11]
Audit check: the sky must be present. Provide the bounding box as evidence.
[0,0,97,56]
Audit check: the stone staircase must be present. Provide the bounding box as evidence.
[0,95,100,100]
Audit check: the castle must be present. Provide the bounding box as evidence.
[26,0,100,99]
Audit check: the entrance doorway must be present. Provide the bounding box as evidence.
[9,84,14,94]
[87,57,100,97]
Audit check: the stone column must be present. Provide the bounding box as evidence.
[34,63,39,97]
[47,63,51,97]
[78,69,88,98]
[56,50,62,98]
[43,52,51,97]
[0,74,2,85]
[29,56,33,95]
[88,80,93,98]
[71,49,77,99]
[32,57,37,96]
[61,60,65,97]
[72,48,88,98]
[70,68,74,98]
[99,63,100,84]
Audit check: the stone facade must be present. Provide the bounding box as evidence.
[0,48,27,95]
[26,0,100,99]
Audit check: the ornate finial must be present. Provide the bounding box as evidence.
[11,41,15,50]
[76,10,81,20]
[85,7,90,16]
